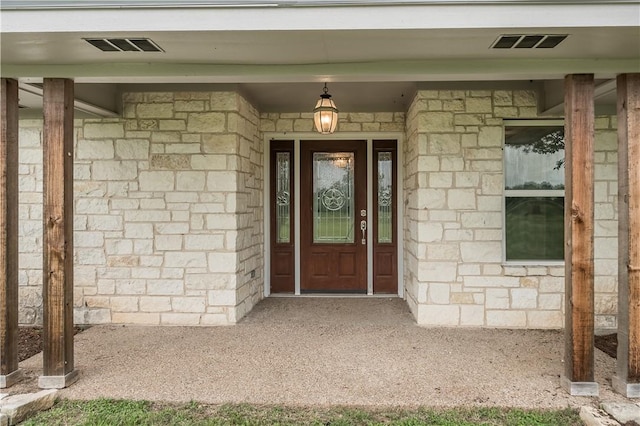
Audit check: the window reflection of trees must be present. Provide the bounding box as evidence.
[511,129,565,169]
[505,127,565,190]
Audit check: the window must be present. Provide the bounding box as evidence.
[275,152,291,243]
[504,121,565,262]
[377,151,393,244]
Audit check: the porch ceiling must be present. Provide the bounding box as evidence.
[2,1,639,116]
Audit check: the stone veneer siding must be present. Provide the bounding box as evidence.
[18,91,263,325]
[17,89,618,329]
[259,111,406,133]
[403,89,618,328]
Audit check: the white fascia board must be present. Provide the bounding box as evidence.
[2,0,639,7]
[2,3,639,33]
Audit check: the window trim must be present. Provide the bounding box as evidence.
[502,119,565,266]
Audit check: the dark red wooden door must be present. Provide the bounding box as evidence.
[300,140,367,292]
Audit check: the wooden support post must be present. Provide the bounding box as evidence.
[561,74,598,396]
[0,79,22,388]
[613,73,640,397]
[39,78,78,389]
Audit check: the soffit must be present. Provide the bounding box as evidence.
[2,27,639,67]
[2,1,638,115]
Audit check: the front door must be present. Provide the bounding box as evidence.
[300,140,367,292]
[269,139,398,294]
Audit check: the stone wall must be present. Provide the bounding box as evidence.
[403,100,421,317]
[259,111,405,133]
[232,96,263,321]
[593,116,619,329]
[17,120,46,325]
[16,88,619,329]
[403,89,618,328]
[18,91,263,326]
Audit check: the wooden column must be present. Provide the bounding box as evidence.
[613,73,640,397]
[561,74,598,396]
[0,79,22,388]
[39,78,78,389]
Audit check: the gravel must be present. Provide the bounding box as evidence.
[15,297,632,408]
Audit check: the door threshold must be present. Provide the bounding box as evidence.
[269,293,399,298]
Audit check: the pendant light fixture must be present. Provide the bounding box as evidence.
[313,83,339,134]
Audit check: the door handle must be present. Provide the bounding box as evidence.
[360,220,367,245]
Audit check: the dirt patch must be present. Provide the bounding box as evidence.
[594,333,617,358]
[18,327,44,362]
[18,327,86,362]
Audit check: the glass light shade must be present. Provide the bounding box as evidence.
[313,95,339,134]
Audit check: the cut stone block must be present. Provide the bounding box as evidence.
[601,402,640,424]
[579,406,619,426]
[0,389,57,425]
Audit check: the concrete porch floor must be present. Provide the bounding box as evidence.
[15,298,631,407]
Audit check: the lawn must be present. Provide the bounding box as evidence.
[21,399,582,425]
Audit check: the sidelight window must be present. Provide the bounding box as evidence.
[275,152,291,243]
[377,152,393,243]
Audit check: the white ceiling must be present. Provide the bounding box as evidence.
[2,1,639,115]
[3,27,639,66]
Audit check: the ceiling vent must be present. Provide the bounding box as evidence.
[84,38,164,52]
[491,34,568,49]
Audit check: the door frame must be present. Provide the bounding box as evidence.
[263,132,404,298]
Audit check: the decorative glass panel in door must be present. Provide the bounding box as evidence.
[275,152,291,244]
[312,152,355,244]
[377,151,393,244]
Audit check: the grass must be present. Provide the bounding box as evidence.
[21,399,583,426]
